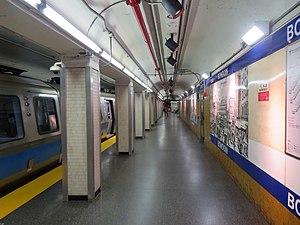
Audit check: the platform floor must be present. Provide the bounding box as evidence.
[1,114,268,225]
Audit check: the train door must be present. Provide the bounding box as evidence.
[106,99,115,135]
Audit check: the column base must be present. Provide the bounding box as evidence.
[68,195,88,201]
[67,187,101,201]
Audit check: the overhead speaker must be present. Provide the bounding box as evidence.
[165,37,179,52]
[167,55,177,66]
[162,0,184,19]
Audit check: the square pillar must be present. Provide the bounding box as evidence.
[115,79,134,154]
[135,91,145,138]
[145,93,151,131]
[61,55,101,201]
[150,95,155,126]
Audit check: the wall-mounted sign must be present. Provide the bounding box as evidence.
[286,41,300,159]
[258,91,269,101]
[258,81,269,101]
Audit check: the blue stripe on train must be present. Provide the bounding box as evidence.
[0,139,61,180]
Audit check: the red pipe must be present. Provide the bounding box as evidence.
[126,0,165,87]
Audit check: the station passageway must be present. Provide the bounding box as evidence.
[2,115,268,225]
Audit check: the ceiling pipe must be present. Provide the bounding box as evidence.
[126,0,165,88]
[141,2,166,83]
[173,0,192,91]
[82,0,160,93]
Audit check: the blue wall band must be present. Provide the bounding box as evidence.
[206,14,300,87]
[210,134,300,219]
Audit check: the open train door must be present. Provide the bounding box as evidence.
[106,99,115,135]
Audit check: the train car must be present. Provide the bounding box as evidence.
[100,94,116,141]
[0,73,61,196]
[0,72,115,196]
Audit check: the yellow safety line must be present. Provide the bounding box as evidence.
[0,166,62,219]
[0,136,116,219]
[101,135,116,152]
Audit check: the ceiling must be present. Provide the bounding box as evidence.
[1,0,299,98]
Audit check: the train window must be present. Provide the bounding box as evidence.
[0,95,24,144]
[33,97,59,134]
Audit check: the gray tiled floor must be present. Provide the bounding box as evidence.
[1,114,269,225]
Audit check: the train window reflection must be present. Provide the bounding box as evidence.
[0,95,24,144]
[34,97,59,134]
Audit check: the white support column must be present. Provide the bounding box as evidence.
[115,79,134,154]
[61,55,101,201]
[135,91,145,138]
[144,93,151,131]
[157,99,162,119]
[150,95,155,126]
[154,97,158,123]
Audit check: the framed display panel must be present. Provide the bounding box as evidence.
[210,68,249,158]
[286,41,300,159]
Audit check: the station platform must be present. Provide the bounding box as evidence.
[1,114,268,225]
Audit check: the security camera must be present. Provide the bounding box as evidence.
[50,62,62,74]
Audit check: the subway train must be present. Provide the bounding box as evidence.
[0,72,115,196]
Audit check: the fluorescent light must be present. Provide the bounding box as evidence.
[191,85,195,89]
[202,73,209,79]
[134,77,143,84]
[141,83,148,88]
[24,0,41,7]
[100,51,124,70]
[42,6,102,53]
[100,51,111,61]
[242,22,269,46]
[123,68,135,79]
[242,26,264,45]
[110,58,124,70]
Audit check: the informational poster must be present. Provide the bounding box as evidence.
[258,81,269,101]
[286,41,300,158]
[210,68,249,158]
[190,93,197,125]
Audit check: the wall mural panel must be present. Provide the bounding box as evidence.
[210,68,248,158]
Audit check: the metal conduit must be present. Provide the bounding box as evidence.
[126,0,165,88]
[82,0,160,93]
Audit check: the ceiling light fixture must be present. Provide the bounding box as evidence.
[134,77,143,84]
[100,51,111,61]
[167,53,177,66]
[202,72,210,79]
[110,58,124,70]
[165,33,179,52]
[123,68,136,79]
[27,1,103,54]
[242,21,269,46]
[162,0,184,19]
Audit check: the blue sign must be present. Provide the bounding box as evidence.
[206,14,300,87]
